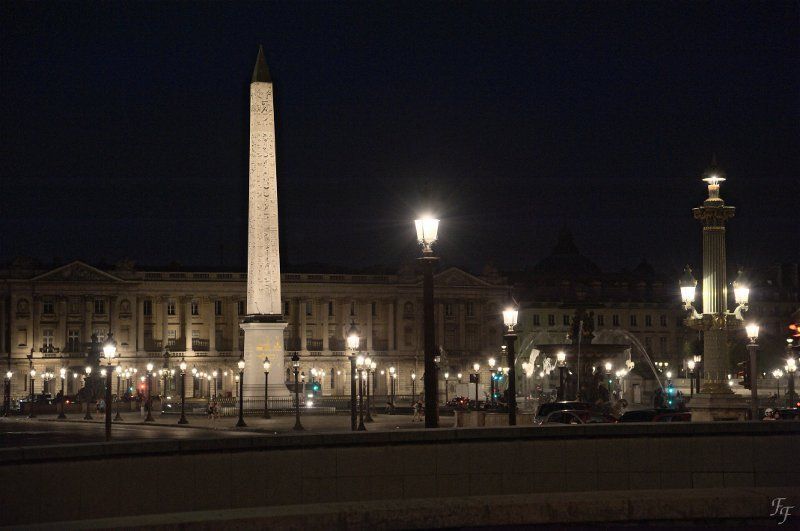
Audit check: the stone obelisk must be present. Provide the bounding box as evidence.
[240,46,288,397]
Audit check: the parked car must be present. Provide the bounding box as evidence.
[618,409,691,423]
[539,409,617,425]
[535,401,592,422]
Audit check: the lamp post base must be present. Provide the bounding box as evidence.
[689,392,749,421]
[178,414,188,425]
[236,418,248,428]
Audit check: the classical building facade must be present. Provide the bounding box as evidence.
[0,260,508,399]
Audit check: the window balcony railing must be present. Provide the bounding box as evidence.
[306,339,323,351]
[192,338,209,352]
[284,337,301,351]
[329,338,345,351]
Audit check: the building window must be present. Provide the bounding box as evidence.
[237,301,245,315]
[445,304,453,317]
[214,300,223,316]
[284,301,290,316]
[350,302,356,316]
[328,301,334,317]
[43,301,55,315]
[563,315,570,326]
[94,299,105,314]
[371,302,377,317]
[192,330,200,339]
[660,315,667,327]
[612,314,620,326]
[168,330,177,339]
[630,315,638,327]
[42,329,54,346]
[659,336,667,354]
[597,314,604,326]
[143,300,153,316]
[532,314,540,326]
[645,315,652,327]
[93,328,107,341]
[548,314,555,326]
[191,301,199,316]
[67,330,80,351]
[305,302,313,317]
[167,301,176,316]
[466,303,475,317]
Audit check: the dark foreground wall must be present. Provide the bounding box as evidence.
[1,422,798,526]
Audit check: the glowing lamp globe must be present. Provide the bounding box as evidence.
[679,265,697,304]
[488,357,496,369]
[102,341,117,360]
[502,307,519,330]
[473,363,480,372]
[60,368,66,378]
[180,361,187,371]
[605,362,612,372]
[237,358,246,371]
[557,351,566,364]
[414,216,439,252]
[146,363,154,372]
[263,360,270,371]
[745,324,759,341]
[688,360,696,371]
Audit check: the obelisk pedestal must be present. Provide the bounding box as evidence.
[241,46,288,398]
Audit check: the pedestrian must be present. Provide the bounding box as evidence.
[763,408,775,421]
[208,399,219,429]
[412,398,423,422]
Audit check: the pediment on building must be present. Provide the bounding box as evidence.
[434,267,497,288]
[31,261,126,283]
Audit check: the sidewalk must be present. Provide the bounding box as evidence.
[23,410,455,433]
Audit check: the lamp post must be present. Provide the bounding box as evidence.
[55,367,67,419]
[161,349,170,406]
[364,356,374,422]
[444,372,449,404]
[390,366,397,402]
[292,352,304,431]
[356,355,366,431]
[3,371,11,417]
[144,363,154,422]
[113,366,123,421]
[102,334,117,441]
[367,360,376,422]
[680,163,751,420]
[687,360,696,398]
[415,215,440,428]
[604,361,613,400]
[488,357,496,404]
[502,306,519,425]
[83,366,92,420]
[557,351,567,400]
[347,322,360,430]
[472,362,480,407]
[786,357,797,407]
[744,324,759,420]
[178,359,188,424]
[28,368,36,418]
[772,369,783,399]
[409,370,414,401]
[236,356,247,428]
[263,358,271,419]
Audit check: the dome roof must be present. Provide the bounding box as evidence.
[532,229,601,278]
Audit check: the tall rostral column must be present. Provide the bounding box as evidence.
[681,161,749,421]
[240,46,288,397]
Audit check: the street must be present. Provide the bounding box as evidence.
[0,412,447,446]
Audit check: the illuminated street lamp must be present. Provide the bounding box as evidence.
[444,372,450,403]
[292,353,304,431]
[113,365,123,421]
[144,362,154,422]
[101,334,117,441]
[772,369,783,399]
[236,356,246,428]
[488,357,497,404]
[687,360,696,398]
[263,358,271,419]
[347,322,360,430]
[604,361,613,399]
[785,357,797,407]
[556,351,567,400]
[178,359,188,424]
[745,323,760,420]
[355,355,366,431]
[3,371,11,417]
[502,304,519,425]
[415,215,440,428]
[83,366,93,420]
[472,362,480,407]
[28,368,36,418]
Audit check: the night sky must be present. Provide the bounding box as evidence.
[2,2,798,274]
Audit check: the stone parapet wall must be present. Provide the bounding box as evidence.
[1,422,798,526]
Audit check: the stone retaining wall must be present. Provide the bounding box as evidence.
[1,422,798,526]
